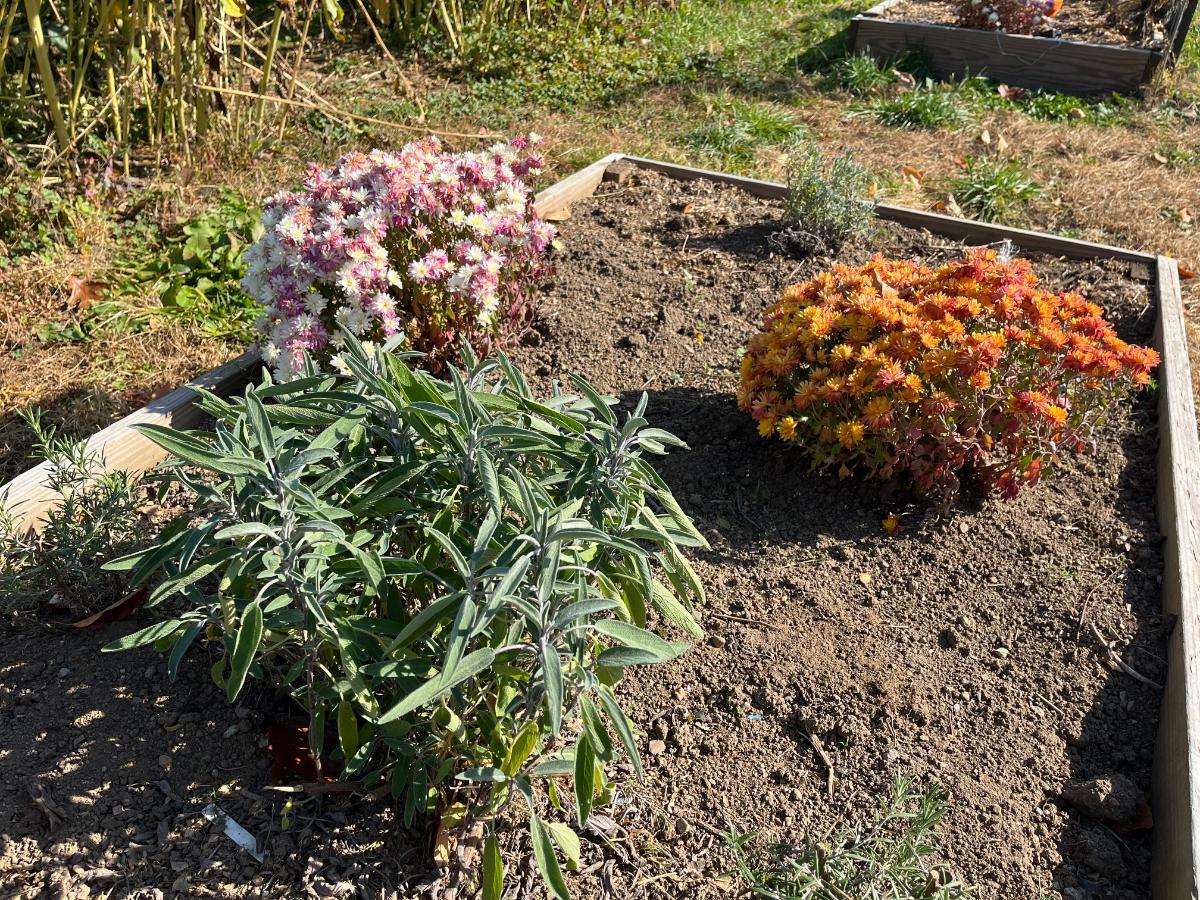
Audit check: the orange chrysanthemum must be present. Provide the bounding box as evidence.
[738,249,1158,505]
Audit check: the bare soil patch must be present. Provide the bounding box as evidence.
[0,169,1171,899]
[512,170,1166,899]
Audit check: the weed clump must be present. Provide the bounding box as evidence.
[684,96,806,171]
[950,156,1042,223]
[728,775,972,899]
[824,53,898,96]
[856,81,966,129]
[1,411,143,616]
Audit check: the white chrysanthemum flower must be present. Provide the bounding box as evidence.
[447,267,472,293]
[336,266,362,299]
[330,354,352,376]
[335,306,370,335]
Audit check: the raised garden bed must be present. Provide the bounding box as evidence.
[1,155,1197,899]
[847,0,1199,95]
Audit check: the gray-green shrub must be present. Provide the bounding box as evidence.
[780,141,874,255]
[103,338,706,898]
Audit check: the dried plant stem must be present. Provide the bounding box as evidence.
[197,83,499,139]
[22,0,70,151]
[277,0,319,140]
[256,5,285,124]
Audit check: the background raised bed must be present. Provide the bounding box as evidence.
[847,0,1198,95]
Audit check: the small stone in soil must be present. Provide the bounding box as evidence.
[648,740,667,755]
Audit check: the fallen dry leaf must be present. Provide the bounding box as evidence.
[1153,152,1169,164]
[1179,207,1193,224]
[900,164,924,187]
[73,586,148,628]
[66,276,106,312]
[858,571,872,585]
[996,134,1009,153]
[996,84,1025,100]
[980,128,991,145]
[932,195,965,217]
[542,207,571,222]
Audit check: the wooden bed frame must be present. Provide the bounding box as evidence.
[846,0,1199,96]
[2,153,1196,897]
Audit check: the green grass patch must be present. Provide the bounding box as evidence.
[853,80,966,129]
[1156,144,1200,168]
[950,156,1043,223]
[684,93,806,170]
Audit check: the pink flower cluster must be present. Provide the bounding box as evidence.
[241,135,556,379]
[955,0,1059,33]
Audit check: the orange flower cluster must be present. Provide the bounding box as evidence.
[738,250,1159,504]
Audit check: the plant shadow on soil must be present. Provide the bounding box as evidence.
[615,380,1165,897]
[0,624,429,897]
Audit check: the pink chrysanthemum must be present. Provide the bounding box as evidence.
[242,135,555,379]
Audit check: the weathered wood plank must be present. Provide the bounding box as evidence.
[0,349,262,531]
[850,15,1160,95]
[872,203,1158,264]
[621,155,790,200]
[1151,256,1200,900]
[534,152,625,217]
[622,155,1158,263]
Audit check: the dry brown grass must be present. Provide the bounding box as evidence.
[0,326,232,482]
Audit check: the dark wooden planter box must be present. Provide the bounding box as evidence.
[847,0,1198,95]
[2,153,1198,899]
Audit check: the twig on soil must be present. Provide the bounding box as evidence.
[1031,692,1065,716]
[1088,621,1163,690]
[594,186,638,202]
[708,611,778,630]
[1075,565,1123,645]
[799,728,836,801]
